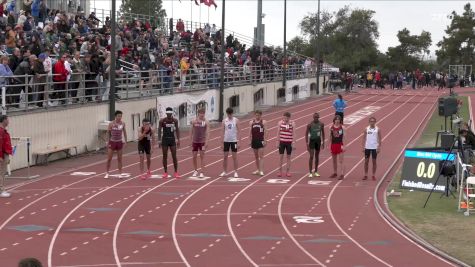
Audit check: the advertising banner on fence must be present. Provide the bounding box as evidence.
[156,89,219,126]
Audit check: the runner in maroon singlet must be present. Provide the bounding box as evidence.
[190,108,210,178]
[249,110,267,176]
[105,110,128,179]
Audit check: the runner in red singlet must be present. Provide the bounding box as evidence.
[329,115,345,180]
[249,110,267,176]
[105,110,127,179]
[190,108,210,178]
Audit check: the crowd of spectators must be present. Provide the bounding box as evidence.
[0,1,312,108]
[328,70,475,92]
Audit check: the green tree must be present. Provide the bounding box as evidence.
[386,28,432,71]
[436,3,475,68]
[287,37,309,55]
[120,0,167,27]
[297,6,380,72]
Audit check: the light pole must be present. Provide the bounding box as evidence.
[282,0,287,87]
[315,0,321,94]
[218,0,225,122]
[109,0,117,120]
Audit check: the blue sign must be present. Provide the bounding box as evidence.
[404,150,455,161]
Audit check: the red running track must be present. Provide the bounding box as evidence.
[0,88,459,267]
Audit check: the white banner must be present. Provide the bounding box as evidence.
[156,90,219,126]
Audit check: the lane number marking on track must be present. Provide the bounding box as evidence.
[227,177,251,182]
[109,173,131,178]
[70,172,97,176]
[307,180,332,186]
[266,179,290,184]
[187,176,212,181]
[293,216,324,224]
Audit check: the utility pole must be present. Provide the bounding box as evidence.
[218,0,226,122]
[282,0,287,87]
[109,0,117,120]
[315,0,321,94]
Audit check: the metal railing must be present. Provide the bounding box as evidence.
[1,64,317,112]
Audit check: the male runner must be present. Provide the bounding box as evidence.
[305,113,325,177]
[330,115,345,180]
[362,117,381,180]
[250,110,267,176]
[105,110,127,179]
[138,118,156,180]
[220,107,240,178]
[190,108,210,178]
[158,107,180,178]
[277,112,295,177]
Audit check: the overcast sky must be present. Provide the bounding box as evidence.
[92,0,472,56]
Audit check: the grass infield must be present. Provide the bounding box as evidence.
[387,95,475,266]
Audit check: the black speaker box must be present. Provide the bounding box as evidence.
[438,97,457,117]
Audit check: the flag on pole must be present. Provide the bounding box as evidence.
[205,0,217,9]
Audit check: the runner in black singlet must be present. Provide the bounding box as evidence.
[158,107,180,179]
[138,118,156,180]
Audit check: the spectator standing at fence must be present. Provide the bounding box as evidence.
[12,55,34,107]
[52,53,69,104]
[0,115,12,198]
[176,19,184,33]
[32,54,46,106]
[0,56,13,89]
[179,56,189,90]
[333,94,347,124]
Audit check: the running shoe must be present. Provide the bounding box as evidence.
[286,172,292,177]
[252,170,260,175]
[372,176,376,181]
[199,173,204,178]
[174,172,181,179]
[140,173,148,180]
[330,173,337,178]
[219,171,227,177]
[104,173,109,179]
[0,191,11,198]
[277,172,282,177]
[308,173,313,178]
[162,173,168,179]
[234,172,239,178]
[314,172,321,177]
[363,176,368,180]
[339,175,344,180]
[147,170,151,178]
[192,171,198,177]
[259,171,264,176]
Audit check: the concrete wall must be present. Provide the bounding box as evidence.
[8,76,324,170]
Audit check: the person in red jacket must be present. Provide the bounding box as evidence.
[52,53,70,103]
[0,115,12,198]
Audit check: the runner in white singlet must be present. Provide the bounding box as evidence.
[362,117,382,180]
[220,107,240,178]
